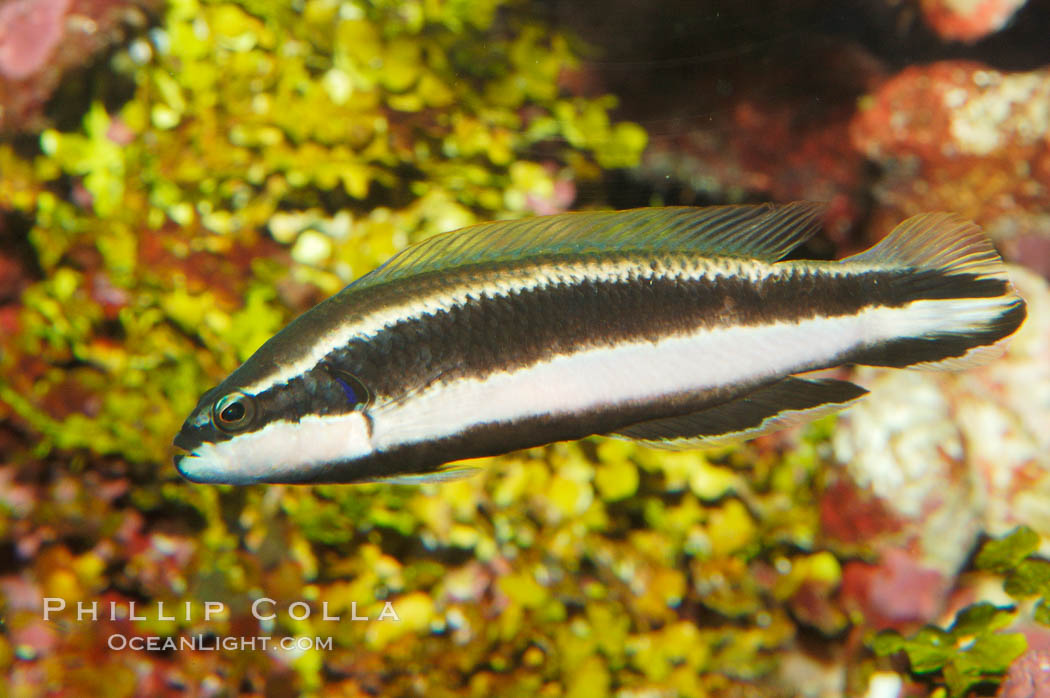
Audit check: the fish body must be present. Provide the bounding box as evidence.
[174,203,1026,485]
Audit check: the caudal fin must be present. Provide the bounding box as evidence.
[843,212,1027,370]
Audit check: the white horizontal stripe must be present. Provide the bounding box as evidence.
[371,313,856,451]
[239,256,846,396]
[369,295,1010,452]
[178,412,372,484]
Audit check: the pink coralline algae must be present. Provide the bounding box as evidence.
[0,0,157,132]
[920,0,1028,42]
[0,0,71,80]
[851,61,1050,276]
[851,61,1050,166]
[997,648,1050,698]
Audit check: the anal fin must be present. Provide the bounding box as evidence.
[612,377,867,450]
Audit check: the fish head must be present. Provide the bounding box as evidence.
[174,364,375,484]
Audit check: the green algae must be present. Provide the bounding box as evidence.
[869,526,1050,697]
[871,603,1026,697]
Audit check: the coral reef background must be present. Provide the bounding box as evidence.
[2,0,1050,695]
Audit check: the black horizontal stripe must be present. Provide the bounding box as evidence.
[315,257,1006,399]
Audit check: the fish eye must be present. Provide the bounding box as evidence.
[213,391,256,433]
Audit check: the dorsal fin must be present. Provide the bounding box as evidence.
[842,212,1008,280]
[352,202,826,290]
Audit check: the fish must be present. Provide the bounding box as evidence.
[173,202,1027,485]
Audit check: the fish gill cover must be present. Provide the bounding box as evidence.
[1,0,1049,696]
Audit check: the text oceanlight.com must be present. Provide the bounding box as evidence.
[107,635,335,651]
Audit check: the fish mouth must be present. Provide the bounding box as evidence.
[174,450,220,483]
[173,425,220,482]
[173,452,196,481]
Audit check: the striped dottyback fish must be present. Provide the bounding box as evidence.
[173,202,1027,485]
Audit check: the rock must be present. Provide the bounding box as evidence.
[919,0,1028,42]
[634,36,885,242]
[851,62,1050,275]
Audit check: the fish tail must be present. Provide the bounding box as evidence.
[842,212,1027,370]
